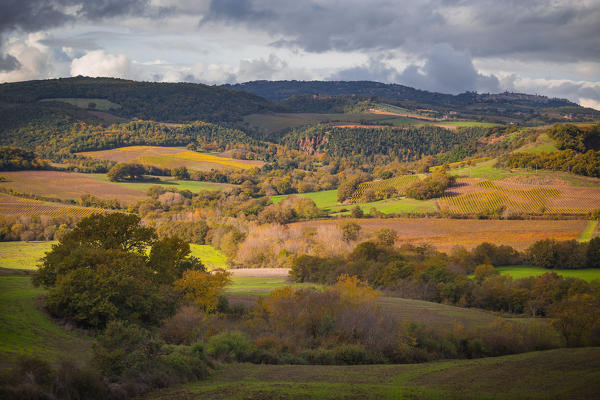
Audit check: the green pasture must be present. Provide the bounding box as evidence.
[494,266,600,282]
[578,220,598,242]
[40,97,121,111]
[90,174,235,193]
[271,190,437,215]
[0,275,93,364]
[518,133,559,154]
[0,241,55,270]
[147,347,600,400]
[226,276,321,296]
[189,244,227,270]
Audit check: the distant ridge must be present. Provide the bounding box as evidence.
[223,80,575,107]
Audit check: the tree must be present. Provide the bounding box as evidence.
[32,213,195,328]
[174,269,231,312]
[375,228,397,247]
[172,166,190,180]
[473,264,498,283]
[339,221,361,242]
[337,176,361,202]
[107,163,146,181]
[350,205,364,218]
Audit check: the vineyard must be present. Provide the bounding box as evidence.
[0,194,107,218]
[348,175,421,203]
[438,178,600,216]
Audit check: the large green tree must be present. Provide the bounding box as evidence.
[33,213,203,328]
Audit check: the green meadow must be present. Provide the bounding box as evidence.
[271,189,436,215]
[0,275,92,364]
[495,266,600,282]
[147,348,600,400]
[0,241,55,270]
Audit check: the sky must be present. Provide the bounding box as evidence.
[0,0,599,109]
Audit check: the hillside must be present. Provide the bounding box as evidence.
[225,80,600,123]
[0,77,280,123]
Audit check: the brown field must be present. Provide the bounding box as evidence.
[80,146,264,171]
[292,218,588,251]
[0,171,147,204]
[0,193,107,218]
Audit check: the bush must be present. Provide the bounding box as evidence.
[206,331,256,362]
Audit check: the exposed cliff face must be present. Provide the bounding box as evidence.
[298,134,328,154]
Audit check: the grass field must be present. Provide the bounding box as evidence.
[579,220,599,241]
[226,276,321,296]
[190,244,228,269]
[517,133,559,154]
[0,241,55,269]
[292,218,588,252]
[0,241,227,271]
[493,266,600,282]
[271,190,437,215]
[0,275,93,365]
[40,97,121,110]
[81,146,264,171]
[91,174,235,193]
[146,347,600,400]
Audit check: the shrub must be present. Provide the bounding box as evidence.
[206,331,256,362]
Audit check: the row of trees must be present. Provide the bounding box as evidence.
[502,149,600,177]
[291,240,600,324]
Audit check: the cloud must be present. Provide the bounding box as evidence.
[0,32,65,82]
[70,50,134,78]
[501,75,600,110]
[580,98,600,111]
[203,0,600,63]
[331,45,500,95]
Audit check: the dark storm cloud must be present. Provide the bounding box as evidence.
[0,53,20,72]
[0,0,150,33]
[203,0,600,62]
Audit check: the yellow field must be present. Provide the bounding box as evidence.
[80,146,264,171]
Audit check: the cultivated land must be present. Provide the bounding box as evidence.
[0,170,148,204]
[439,174,600,216]
[146,347,600,400]
[0,171,235,206]
[0,275,93,366]
[80,146,264,171]
[0,193,108,218]
[292,218,588,251]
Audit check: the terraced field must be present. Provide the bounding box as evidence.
[80,146,264,171]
